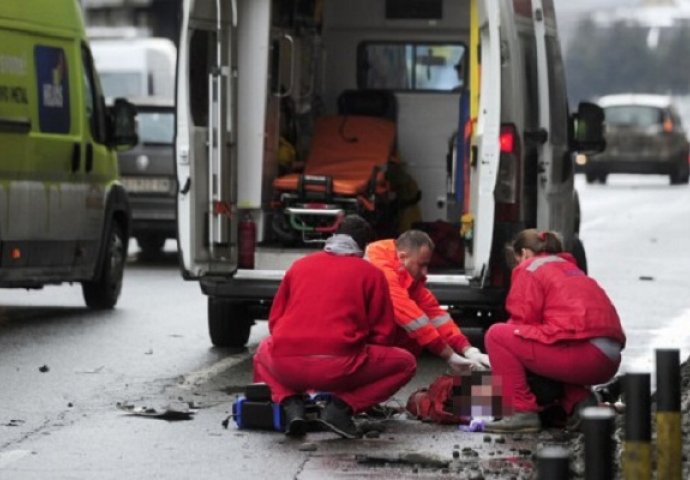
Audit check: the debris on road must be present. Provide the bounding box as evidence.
[355,451,449,469]
[4,419,25,427]
[75,366,104,374]
[639,275,655,281]
[38,365,49,373]
[116,401,197,421]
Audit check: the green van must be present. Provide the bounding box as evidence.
[0,0,137,308]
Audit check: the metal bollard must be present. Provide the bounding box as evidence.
[623,373,651,480]
[582,406,616,480]
[537,445,570,480]
[656,349,682,480]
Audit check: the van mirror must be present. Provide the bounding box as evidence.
[571,102,605,154]
[108,98,138,150]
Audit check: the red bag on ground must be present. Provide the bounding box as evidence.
[405,374,471,424]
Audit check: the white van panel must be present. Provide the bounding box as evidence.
[236,0,271,209]
[396,93,461,220]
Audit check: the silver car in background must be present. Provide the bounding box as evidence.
[585,94,690,185]
[118,98,176,257]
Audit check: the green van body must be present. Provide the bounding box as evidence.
[0,0,131,308]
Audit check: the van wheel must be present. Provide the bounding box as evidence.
[571,235,588,274]
[137,234,166,258]
[208,297,254,348]
[82,222,126,309]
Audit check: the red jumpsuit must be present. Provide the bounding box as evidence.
[253,251,416,412]
[365,239,470,357]
[485,253,626,414]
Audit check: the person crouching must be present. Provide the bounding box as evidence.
[483,229,626,433]
[253,215,416,438]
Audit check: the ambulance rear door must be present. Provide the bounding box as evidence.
[176,0,237,278]
[468,0,502,285]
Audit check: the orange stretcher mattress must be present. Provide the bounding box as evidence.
[273,115,396,196]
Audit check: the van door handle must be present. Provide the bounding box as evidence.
[71,143,81,172]
[85,143,93,173]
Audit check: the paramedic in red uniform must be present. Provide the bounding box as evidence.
[483,229,626,433]
[365,230,491,373]
[253,215,416,439]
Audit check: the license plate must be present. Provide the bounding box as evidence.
[121,177,172,193]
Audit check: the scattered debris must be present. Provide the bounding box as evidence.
[144,349,153,355]
[116,401,197,421]
[364,430,381,439]
[38,365,49,373]
[356,452,449,469]
[67,402,74,408]
[76,366,104,374]
[5,419,25,427]
[298,442,318,452]
[639,275,654,281]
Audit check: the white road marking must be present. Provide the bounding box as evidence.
[178,351,253,390]
[0,450,31,469]
[625,307,690,380]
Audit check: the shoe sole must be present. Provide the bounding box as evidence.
[317,419,359,439]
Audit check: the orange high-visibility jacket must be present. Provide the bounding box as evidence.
[366,239,470,353]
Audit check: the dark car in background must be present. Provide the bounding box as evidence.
[119,98,176,257]
[585,94,690,185]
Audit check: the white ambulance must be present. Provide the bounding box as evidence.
[175,0,605,347]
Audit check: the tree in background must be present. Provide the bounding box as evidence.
[564,17,690,102]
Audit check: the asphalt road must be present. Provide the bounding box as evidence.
[1,173,689,479]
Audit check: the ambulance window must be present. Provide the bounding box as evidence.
[81,45,107,143]
[358,42,466,92]
[189,30,215,127]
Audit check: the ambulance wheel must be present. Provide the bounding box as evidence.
[571,235,588,274]
[82,221,126,309]
[208,297,254,348]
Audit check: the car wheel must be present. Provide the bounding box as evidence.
[598,173,608,184]
[585,172,598,184]
[208,297,254,348]
[82,221,126,309]
[670,160,689,185]
[571,235,588,274]
[137,234,166,258]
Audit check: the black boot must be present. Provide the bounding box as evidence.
[281,395,307,437]
[318,397,360,439]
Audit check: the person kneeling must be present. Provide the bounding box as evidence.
[253,215,417,438]
[483,229,625,433]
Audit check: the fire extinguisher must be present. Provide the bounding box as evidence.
[238,212,256,269]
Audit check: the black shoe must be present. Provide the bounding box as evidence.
[566,391,601,432]
[281,395,307,437]
[318,397,360,439]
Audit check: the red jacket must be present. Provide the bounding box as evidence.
[506,253,626,346]
[365,239,470,355]
[269,251,396,357]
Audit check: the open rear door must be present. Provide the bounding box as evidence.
[176,0,237,278]
[468,0,501,284]
[532,0,554,230]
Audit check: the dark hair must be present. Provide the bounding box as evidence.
[395,229,435,252]
[512,229,563,255]
[336,214,375,250]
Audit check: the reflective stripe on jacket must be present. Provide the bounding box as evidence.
[506,253,626,346]
[365,239,469,349]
